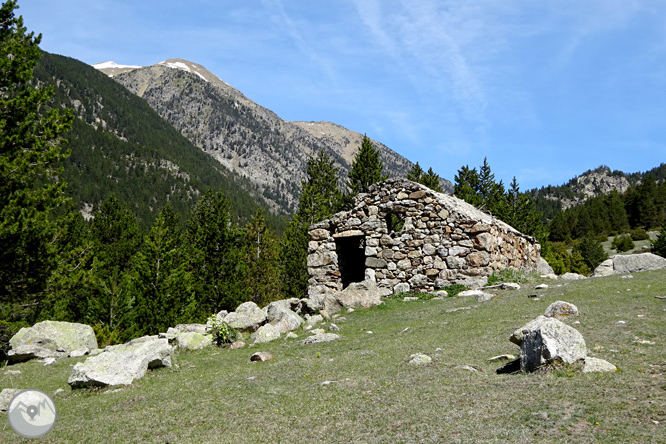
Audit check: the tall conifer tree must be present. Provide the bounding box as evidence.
[346,135,388,195]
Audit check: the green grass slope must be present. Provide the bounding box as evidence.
[1,271,665,443]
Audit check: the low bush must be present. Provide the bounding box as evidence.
[207,316,238,346]
[442,283,468,297]
[487,269,531,285]
[612,234,635,252]
[630,228,650,241]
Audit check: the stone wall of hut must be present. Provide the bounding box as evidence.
[307,179,541,297]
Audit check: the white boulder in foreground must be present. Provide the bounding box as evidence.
[511,316,587,372]
[68,336,173,388]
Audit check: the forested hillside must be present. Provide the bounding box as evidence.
[35,52,279,230]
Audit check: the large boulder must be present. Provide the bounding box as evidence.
[223,301,267,332]
[320,279,382,315]
[68,336,173,388]
[511,316,587,372]
[536,257,555,276]
[592,253,666,277]
[8,321,98,363]
[265,302,303,334]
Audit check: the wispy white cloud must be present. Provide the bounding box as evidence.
[260,0,338,85]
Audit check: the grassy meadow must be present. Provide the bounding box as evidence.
[1,271,665,443]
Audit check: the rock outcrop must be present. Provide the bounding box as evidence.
[222,301,267,332]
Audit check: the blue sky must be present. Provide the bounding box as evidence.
[19,0,666,190]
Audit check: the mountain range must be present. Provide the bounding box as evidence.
[95,59,448,215]
[34,53,662,229]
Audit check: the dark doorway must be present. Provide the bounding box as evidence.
[335,235,366,289]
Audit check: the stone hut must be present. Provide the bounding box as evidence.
[307,178,541,297]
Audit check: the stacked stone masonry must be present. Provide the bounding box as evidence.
[307,179,541,297]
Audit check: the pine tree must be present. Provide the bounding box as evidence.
[0,0,74,352]
[298,150,342,226]
[652,225,666,258]
[454,165,482,207]
[407,162,443,193]
[422,167,443,193]
[242,208,280,307]
[281,150,343,299]
[129,205,195,337]
[184,189,246,314]
[406,162,425,183]
[346,135,388,196]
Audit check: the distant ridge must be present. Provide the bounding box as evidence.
[102,58,436,214]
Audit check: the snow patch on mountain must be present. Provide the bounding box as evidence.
[93,61,142,70]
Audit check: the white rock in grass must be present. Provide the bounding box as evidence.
[299,333,340,345]
[250,324,281,344]
[223,302,267,332]
[0,389,19,411]
[544,301,579,319]
[408,353,432,365]
[582,357,616,373]
[561,273,586,280]
[176,332,212,350]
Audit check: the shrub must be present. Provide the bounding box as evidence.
[573,236,607,274]
[207,316,238,346]
[443,284,468,297]
[630,228,650,241]
[611,234,635,253]
[487,269,530,285]
[652,226,666,258]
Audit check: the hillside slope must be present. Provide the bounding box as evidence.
[35,53,276,230]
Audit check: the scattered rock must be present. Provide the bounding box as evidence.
[223,301,267,332]
[299,333,340,345]
[328,323,340,332]
[175,332,212,350]
[408,353,432,365]
[173,323,207,334]
[4,370,20,375]
[68,336,173,388]
[458,289,494,302]
[582,357,617,373]
[544,301,579,319]
[69,347,90,358]
[454,365,481,372]
[500,283,521,290]
[511,316,587,372]
[617,321,626,325]
[535,284,549,290]
[7,345,64,364]
[487,354,516,362]
[434,290,448,297]
[305,315,324,329]
[250,324,281,345]
[42,357,57,365]
[445,305,477,313]
[0,389,19,412]
[321,279,383,314]
[53,388,65,396]
[561,273,586,280]
[250,352,274,362]
[286,332,298,339]
[394,282,410,294]
[230,341,245,349]
[622,275,634,279]
[403,296,419,301]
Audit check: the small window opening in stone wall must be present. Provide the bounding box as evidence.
[385,212,405,235]
[334,236,366,288]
